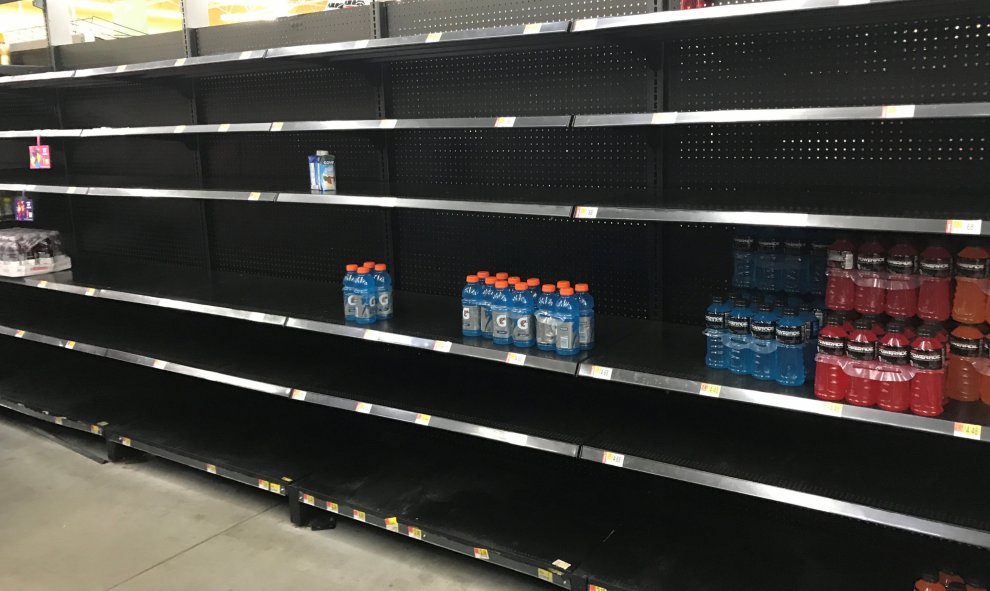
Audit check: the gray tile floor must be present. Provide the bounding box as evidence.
[0,414,547,591]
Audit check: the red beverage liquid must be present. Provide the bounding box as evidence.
[941,570,966,588]
[952,244,989,324]
[910,326,946,416]
[917,244,952,321]
[845,318,878,407]
[814,316,849,401]
[854,238,886,314]
[947,324,984,402]
[886,241,918,318]
[877,321,911,411]
[825,238,857,312]
[916,573,947,591]
[680,0,705,8]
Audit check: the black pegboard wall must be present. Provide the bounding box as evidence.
[196,66,380,124]
[664,118,990,218]
[200,132,385,193]
[208,201,388,284]
[385,0,655,36]
[66,137,200,189]
[388,44,653,117]
[660,222,733,326]
[668,14,990,111]
[72,197,207,268]
[393,210,660,319]
[55,32,186,70]
[390,127,657,206]
[0,92,59,130]
[193,7,376,56]
[60,82,195,128]
[0,139,66,185]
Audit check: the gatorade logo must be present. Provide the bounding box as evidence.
[462,307,471,320]
[910,349,944,369]
[879,344,909,365]
[817,336,846,355]
[379,293,391,307]
[887,255,916,273]
[495,315,508,328]
[846,341,877,360]
[517,317,530,331]
[857,255,885,271]
[347,295,360,305]
[949,337,982,357]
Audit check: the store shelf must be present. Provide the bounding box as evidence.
[0,128,82,139]
[580,322,990,443]
[0,183,87,195]
[574,102,990,128]
[572,206,984,235]
[72,50,268,80]
[86,187,278,202]
[277,191,574,217]
[0,65,50,76]
[0,69,72,88]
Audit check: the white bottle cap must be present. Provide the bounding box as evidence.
[316,150,329,156]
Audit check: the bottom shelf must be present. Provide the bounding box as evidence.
[1,338,987,591]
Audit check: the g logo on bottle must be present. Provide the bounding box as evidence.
[517,317,529,330]
[462,307,471,320]
[379,293,391,307]
[495,315,508,328]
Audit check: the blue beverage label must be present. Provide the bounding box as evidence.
[481,306,493,336]
[493,311,511,340]
[356,295,376,320]
[345,293,359,318]
[511,313,534,343]
[377,290,393,316]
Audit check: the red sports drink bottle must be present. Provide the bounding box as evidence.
[814,315,849,402]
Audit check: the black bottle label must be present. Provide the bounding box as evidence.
[817,335,846,356]
[846,339,877,361]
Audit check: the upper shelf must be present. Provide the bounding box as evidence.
[0,0,979,91]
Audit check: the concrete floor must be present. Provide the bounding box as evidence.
[0,413,548,591]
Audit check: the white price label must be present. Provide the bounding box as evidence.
[651,112,678,125]
[14,330,25,338]
[954,422,982,440]
[432,340,452,352]
[575,206,598,219]
[407,526,423,540]
[174,58,187,67]
[173,125,186,134]
[523,23,542,34]
[54,416,64,425]
[385,517,399,532]
[378,119,398,129]
[85,288,97,296]
[881,104,915,119]
[65,341,76,350]
[290,389,307,401]
[239,51,253,60]
[206,464,217,474]
[271,122,284,132]
[572,18,598,32]
[353,510,366,522]
[217,123,232,133]
[120,437,132,447]
[699,383,721,397]
[355,402,373,414]
[327,501,339,513]
[425,32,442,43]
[945,219,982,235]
[494,116,516,128]
[248,192,262,201]
[505,352,527,366]
[115,65,128,73]
[473,548,490,560]
[37,280,48,288]
[602,451,624,467]
[552,559,572,570]
[257,479,270,491]
[415,413,431,426]
[302,493,315,506]
[354,39,370,49]
[152,359,167,369]
[589,365,612,380]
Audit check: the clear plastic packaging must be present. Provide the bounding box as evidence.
[0,228,71,276]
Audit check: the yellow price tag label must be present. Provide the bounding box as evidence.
[65,340,76,350]
[271,122,284,132]
[37,280,48,288]
[954,422,983,440]
[54,416,64,425]
[473,548,490,560]
[699,383,721,397]
[505,352,527,366]
[821,401,844,416]
[120,436,132,447]
[206,464,217,474]
[90,424,102,435]
[575,206,599,219]
[425,32,442,42]
[14,330,25,338]
[355,402,373,414]
[407,526,423,540]
[494,116,516,128]
[302,493,315,506]
[85,287,97,296]
[589,365,612,380]
[353,510,366,522]
[218,123,231,133]
[248,192,261,201]
[385,517,399,532]
[602,451,625,467]
[415,413,431,426]
[432,340,452,352]
[327,501,339,513]
[152,359,167,369]
[269,483,283,494]
[257,479,270,491]
[538,569,554,583]
[290,389,307,401]
[945,219,983,235]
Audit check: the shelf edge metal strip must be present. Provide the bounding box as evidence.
[577,363,989,443]
[580,445,990,549]
[0,396,105,435]
[297,489,574,588]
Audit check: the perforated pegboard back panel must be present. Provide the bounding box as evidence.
[66,137,200,189]
[208,201,388,283]
[393,211,660,318]
[385,0,655,35]
[200,132,385,193]
[661,222,733,325]
[0,92,58,131]
[388,44,652,117]
[391,127,657,206]
[193,7,376,56]
[29,194,76,255]
[196,66,379,124]
[668,13,990,110]
[72,196,207,268]
[665,119,990,218]
[0,139,66,185]
[55,32,186,70]
[61,83,195,128]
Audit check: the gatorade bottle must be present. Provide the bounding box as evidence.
[536,285,558,352]
[920,319,949,349]
[806,239,829,295]
[725,299,754,376]
[918,243,952,321]
[942,570,966,589]
[814,315,850,401]
[491,281,512,345]
[509,283,536,348]
[554,287,581,356]
[480,276,497,339]
[854,237,886,315]
[461,275,482,337]
[526,277,540,298]
[781,237,807,294]
[732,233,755,289]
[343,264,359,321]
[556,280,571,291]
[798,303,818,379]
[750,304,778,381]
[846,318,879,406]
[910,325,946,416]
[353,267,378,325]
[980,333,990,405]
[916,573,947,591]
[886,240,919,318]
[507,276,521,287]
[876,320,912,412]
[947,325,984,402]
[953,243,990,324]
[476,271,491,283]
[825,237,857,311]
[362,261,376,275]
[754,235,782,292]
[773,308,805,386]
[373,264,393,320]
[574,283,595,351]
[495,272,509,281]
[705,295,731,369]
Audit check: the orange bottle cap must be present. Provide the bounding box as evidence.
[363,261,376,268]
[477,271,490,278]
[495,280,509,289]
[560,287,574,296]
[346,264,358,272]
[526,278,540,287]
[485,276,497,285]
[507,276,521,285]
[514,282,528,291]
[374,263,387,271]
[542,284,556,293]
[575,283,589,292]
[357,267,370,274]
[466,275,479,282]
[495,272,509,280]
[556,280,571,289]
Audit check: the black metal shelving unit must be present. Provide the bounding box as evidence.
[2,0,990,587]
